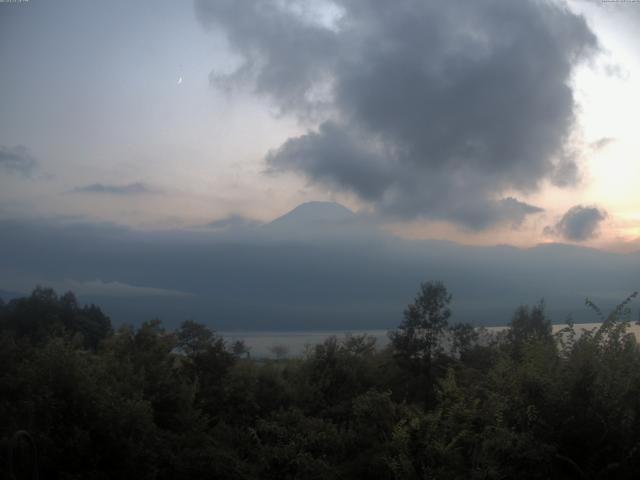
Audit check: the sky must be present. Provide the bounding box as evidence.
[1,0,639,251]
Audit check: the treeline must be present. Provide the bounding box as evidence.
[1,284,640,479]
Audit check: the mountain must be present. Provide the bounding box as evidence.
[267,201,355,227]
[261,201,377,243]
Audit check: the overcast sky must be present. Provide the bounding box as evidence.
[1,0,639,251]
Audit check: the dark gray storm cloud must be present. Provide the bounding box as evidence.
[496,197,544,229]
[73,182,154,195]
[544,205,608,241]
[0,145,37,175]
[197,0,598,228]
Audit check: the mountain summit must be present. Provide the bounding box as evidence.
[261,201,361,242]
[267,202,355,228]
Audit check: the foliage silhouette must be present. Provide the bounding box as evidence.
[1,285,640,479]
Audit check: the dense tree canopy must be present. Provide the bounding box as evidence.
[1,285,639,479]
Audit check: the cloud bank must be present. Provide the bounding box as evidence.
[206,214,263,230]
[0,145,38,175]
[197,0,598,229]
[0,212,637,329]
[73,182,155,195]
[60,278,194,298]
[544,205,608,241]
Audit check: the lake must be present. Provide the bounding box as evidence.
[220,322,640,358]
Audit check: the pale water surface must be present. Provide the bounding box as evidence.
[221,322,640,358]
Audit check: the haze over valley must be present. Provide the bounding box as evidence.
[2,201,637,330]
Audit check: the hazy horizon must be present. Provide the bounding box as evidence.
[1,200,637,330]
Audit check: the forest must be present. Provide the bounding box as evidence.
[2,283,640,479]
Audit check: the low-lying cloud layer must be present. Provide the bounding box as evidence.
[544,205,608,241]
[73,182,154,195]
[60,278,194,298]
[197,0,598,229]
[0,145,38,176]
[205,214,263,230]
[0,207,637,329]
